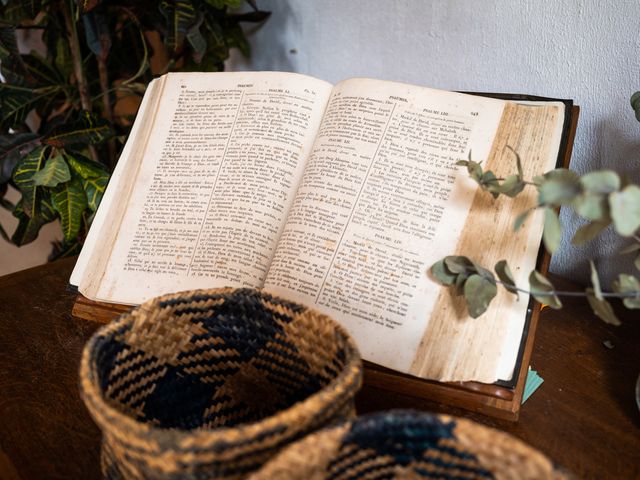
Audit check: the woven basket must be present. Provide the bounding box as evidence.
[250,410,570,480]
[79,288,362,479]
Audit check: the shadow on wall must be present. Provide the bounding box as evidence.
[227,1,296,73]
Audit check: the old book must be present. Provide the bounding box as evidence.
[71,72,577,419]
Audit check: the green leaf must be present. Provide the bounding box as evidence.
[0,132,40,183]
[430,260,457,285]
[529,270,562,309]
[83,175,108,211]
[612,274,640,309]
[65,152,109,179]
[542,207,562,254]
[10,195,56,246]
[48,239,83,261]
[586,289,621,326]
[454,273,468,295]
[573,193,609,221]
[31,154,71,187]
[571,220,610,245]
[498,174,525,198]
[580,170,621,194]
[495,260,518,297]
[51,175,87,243]
[160,0,197,53]
[463,274,498,318]
[481,170,500,198]
[444,255,475,274]
[12,146,47,217]
[0,83,35,130]
[537,169,580,205]
[609,185,640,236]
[42,111,114,148]
[589,261,603,300]
[631,91,640,122]
[513,209,530,231]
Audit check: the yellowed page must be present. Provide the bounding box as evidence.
[264,78,509,377]
[410,101,563,382]
[79,72,332,304]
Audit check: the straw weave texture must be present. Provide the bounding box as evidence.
[251,410,570,480]
[80,287,362,479]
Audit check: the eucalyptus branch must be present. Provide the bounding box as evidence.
[431,256,640,324]
[490,278,640,299]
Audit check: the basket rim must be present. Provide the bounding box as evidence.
[79,287,363,450]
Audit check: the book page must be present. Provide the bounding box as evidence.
[80,72,332,304]
[264,78,507,378]
[410,101,564,382]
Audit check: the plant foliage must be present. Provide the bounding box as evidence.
[0,0,269,258]
[434,98,640,323]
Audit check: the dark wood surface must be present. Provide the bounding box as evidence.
[1,258,639,479]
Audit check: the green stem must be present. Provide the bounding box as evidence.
[492,279,640,299]
[63,0,91,112]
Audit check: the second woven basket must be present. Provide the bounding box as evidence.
[79,287,363,479]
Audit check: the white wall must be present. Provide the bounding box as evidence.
[231,0,640,286]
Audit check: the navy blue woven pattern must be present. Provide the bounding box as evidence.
[327,411,494,479]
[93,288,345,430]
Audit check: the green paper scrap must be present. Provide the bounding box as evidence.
[521,368,544,404]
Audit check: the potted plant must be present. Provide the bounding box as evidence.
[0,0,269,259]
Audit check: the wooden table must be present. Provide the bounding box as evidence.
[0,258,638,479]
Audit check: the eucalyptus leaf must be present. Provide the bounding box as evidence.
[612,274,640,309]
[538,176,580,205]
[454,272,468,296]
[529,270,562,309]
[463,274,498,318]
[589,260,603,300]
[430,260,457,285]
[542,207,562,254]
[444,255,474,274]
[580,170,620,194]
[31,154,70,187]
[495,259,518,297]
[498,174,525,197]
[573,192,609,221]
[609,185,640,236]
[586,289,621,325]
[571,220,610,245]
[51,175,87,243]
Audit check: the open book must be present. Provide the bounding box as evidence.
[71,72,573,389]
